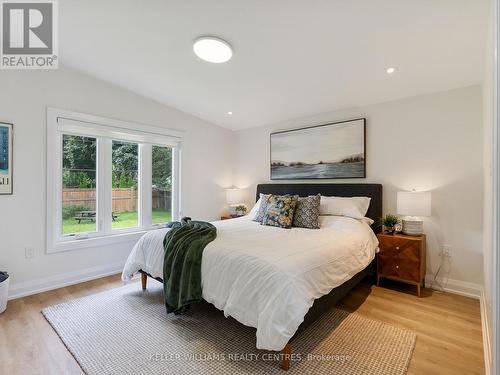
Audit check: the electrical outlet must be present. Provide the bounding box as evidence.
[25,247,35,259]
[440,244,452,258]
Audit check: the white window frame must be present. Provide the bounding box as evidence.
[46,108,183,253]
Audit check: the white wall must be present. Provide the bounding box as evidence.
[0,68,485,299]
[0,68,234,296]
[234,86,484,287]
[482,0,495,372]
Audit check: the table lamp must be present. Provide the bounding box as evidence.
[397,191,431,235]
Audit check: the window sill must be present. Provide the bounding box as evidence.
[47,229,155,254]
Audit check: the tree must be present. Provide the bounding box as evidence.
[62,136,171,191]
[112,142,138,188]
[119,171,127,188]
[62,135,97,188]
[152,146,172,191]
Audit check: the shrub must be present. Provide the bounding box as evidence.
[119,171,127,188]
[63,170,95,188]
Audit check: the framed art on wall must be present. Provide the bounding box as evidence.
[270,118,366,180]
[0,122,13,195]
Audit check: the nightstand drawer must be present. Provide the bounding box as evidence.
[379,236,419,255]
[378,252,401,277]
[379,256,419,278]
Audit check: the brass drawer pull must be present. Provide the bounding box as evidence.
[396,265,399,269]
[396,246,400,250]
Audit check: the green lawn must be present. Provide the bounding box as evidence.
[63,209,172,235]
[152,210,172,225]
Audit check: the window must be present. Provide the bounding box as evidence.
[152,145,172,225]
[47,108,182,253]
[62,135,97,235]
[111,140,139,230]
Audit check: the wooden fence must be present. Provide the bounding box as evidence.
[153,190,171,211]
[62,188,171,212]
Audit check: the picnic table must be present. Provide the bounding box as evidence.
[74,211,119,223]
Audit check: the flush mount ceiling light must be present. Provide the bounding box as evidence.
[193,36,233,63]
[386,67,396,74]
[227,111,233,115]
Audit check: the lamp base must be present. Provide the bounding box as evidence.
[402,218,423,235]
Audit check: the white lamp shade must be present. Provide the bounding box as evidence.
[226,188,245,205]
[397,191,431,217]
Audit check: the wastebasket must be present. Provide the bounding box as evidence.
[0,271,9,314]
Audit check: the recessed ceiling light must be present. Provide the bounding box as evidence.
[193,36,233,63]
[386,67,396,74]
[227,111,233,115]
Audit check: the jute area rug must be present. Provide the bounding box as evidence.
[42,282,416,375]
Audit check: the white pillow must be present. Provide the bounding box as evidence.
[320,196,371,219]
[319,215,374,228]
[248,198,261,217]
[359,217,375,225]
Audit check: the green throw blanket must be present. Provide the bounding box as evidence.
[163,217,217,314]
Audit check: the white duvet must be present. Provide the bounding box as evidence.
[122,215,378,351]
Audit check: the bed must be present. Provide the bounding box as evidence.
[122,183,382,370]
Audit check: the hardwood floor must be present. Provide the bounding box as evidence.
[339,280,485,375]
[0,275,484,375]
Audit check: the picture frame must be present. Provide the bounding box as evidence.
[270,118,366,180]
[0,122,13,195]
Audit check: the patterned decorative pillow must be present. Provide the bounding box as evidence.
[293,194,321,229]
[252,193,270,222]
[262,194,298,229]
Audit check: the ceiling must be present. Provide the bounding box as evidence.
[60,0,488,131]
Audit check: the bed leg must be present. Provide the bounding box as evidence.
[281,344,291,371]
[141,272,147,290]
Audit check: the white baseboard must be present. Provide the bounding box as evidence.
[424,274,481,299]
[8,261,124,300]
[480,287,492,375]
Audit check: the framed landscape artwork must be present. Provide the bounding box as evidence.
[270,118,366,180]
[0,122,13,194]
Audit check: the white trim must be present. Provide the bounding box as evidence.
[139,144,153,227]
[57,117,181,147]
[48,230,146,253]
[172,146,181,220]
[7,261,125,300]
[481,287,492,375]
[100,138,112,235]
[493,0,499,373]
[424,274,481,299]
[46,111,62,251]
[49,107,185,140]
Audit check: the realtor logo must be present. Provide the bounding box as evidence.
[1,0,58,69]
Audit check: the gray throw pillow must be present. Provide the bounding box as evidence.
[292,194,321,229]
[253,193,270,222]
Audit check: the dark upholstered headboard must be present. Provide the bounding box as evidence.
[256,183,383,233]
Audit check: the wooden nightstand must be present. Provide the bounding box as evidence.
[376,233,426,297]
